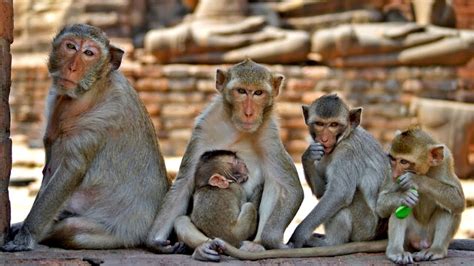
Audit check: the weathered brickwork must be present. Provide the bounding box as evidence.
[10,58,474,162]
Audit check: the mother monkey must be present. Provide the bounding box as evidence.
[147,59,304,260]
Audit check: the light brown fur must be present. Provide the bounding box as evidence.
[2,24,169,252]
[147,59,304,260]
[377,127,466,264]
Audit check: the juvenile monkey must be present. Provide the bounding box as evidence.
[289,94,390,248]
[190,150,259,256]
[2,24,169,251]
[376,127,465,264]
[147,59,304,260]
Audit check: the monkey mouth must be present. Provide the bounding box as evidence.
[239,122,257,132]
[57,77,77,88]
[322,145,333,154]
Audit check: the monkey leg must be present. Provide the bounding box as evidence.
[231,202,257,242]
[305,208,352,247]
[413,210,461,261]
[174,215,223,262]
[41,216,125,249]
[386,214,413,264]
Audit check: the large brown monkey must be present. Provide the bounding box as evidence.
[2,24,169,251]
[289,94,390,248]
[190,150,260,257]
[147,59,304,259]
[377,128,465,264]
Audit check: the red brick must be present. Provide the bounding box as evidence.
[0,0,13,43]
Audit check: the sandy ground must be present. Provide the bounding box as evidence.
[8,137,474,242]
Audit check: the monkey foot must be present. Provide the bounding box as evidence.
[387,251,414,264]
[192,238,225,262]
[147,239,186,254]
[413,248,446,261]
[1,240,35,252]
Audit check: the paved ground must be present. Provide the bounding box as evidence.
[1,246,473,265]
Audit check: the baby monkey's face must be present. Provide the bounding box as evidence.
[221,155,249,184]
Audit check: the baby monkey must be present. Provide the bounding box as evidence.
[377,127,465,264]
[190,150,260,254]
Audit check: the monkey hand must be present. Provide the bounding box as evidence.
[147,239,186,254]
[303,142,325,163]
[192,238,225,262]
[401,189,419,208]
[240,240,266,252]
[1,226,36,252]
[397,172,417,191]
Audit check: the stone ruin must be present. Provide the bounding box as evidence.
[8,0,474,178]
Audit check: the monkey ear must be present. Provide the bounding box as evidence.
[428,144,445,166]
[109,45,124,70]
[302,105,309,125]
[349,107,362,128]
[209,174,230,189]
[216,69,227,93]
[272,74,284,97]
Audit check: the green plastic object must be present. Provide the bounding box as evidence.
[395,176,417,219]
[395,205,412,219]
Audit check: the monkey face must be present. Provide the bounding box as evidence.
[231,157,249,184]
[48,24,124,98]
[388,153,415,179]
[229,86,270,132]
[50,37,103,96]
[309,118,346,154]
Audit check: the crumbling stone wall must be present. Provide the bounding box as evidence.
[0,0,13,246]
[10,60,474,162]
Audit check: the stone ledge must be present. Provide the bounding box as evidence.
[1,245,473,265]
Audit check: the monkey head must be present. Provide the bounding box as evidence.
[388,127,445,179]
[302,94,362,154]
[195,150,249,189]
[216,59,284,133]
[48,24,124,98]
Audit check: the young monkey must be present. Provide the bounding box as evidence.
[189,150,261,259]
[376,127,465,264]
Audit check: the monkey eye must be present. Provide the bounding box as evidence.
[329,122,339,127]
[254,90,263,96]
[236,88,247,94]
[66,43,76,50]
[315,122,324,127]
[84,50,94,57]
[400,159,410,165]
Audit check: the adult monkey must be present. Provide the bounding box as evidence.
[289,94,390,248]
[2,24,169,251]
[147,59,304,259]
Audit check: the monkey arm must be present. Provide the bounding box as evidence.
[376,183,405,218]
[414,175,465,214]
[258,139,304,249]
[147,137,201,250]
[302,156,325,199]
[290,164,357,248]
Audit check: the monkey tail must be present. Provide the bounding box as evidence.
[449,239,474,251]
[223,240,388,260]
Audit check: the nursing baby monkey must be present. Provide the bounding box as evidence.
[190,150,262,260]
[377,127,467,264]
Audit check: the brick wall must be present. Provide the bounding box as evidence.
[0,0,13,246]
[10,56,474,161]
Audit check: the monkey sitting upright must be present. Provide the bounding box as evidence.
[189,150,260,256]
[377,127,465,264]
